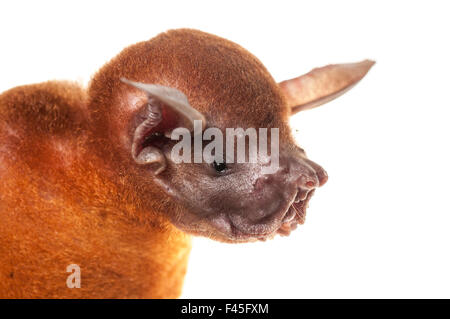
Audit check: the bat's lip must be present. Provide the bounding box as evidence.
[276,189,315,238]
[223,189,315,242]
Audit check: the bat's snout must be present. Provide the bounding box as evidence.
[282,153,328,190]
[274,154,328,236]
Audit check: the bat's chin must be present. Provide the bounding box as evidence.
[205,189,316,243]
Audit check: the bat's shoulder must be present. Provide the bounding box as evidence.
[0,81,91,168]
[0,80,88,136]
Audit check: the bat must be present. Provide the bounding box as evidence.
[0,29,374,298]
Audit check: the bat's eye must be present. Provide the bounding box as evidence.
[212,160,227,173]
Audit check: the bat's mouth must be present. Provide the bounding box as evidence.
[220,189,316,242]
[276,189,315,238]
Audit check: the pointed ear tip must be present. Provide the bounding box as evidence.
[351,59,375,78]
[361,59,376,68]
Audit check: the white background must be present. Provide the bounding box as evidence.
[1,1,449,298]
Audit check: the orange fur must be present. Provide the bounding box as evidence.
[0,29,290,298]
[0,81,191,298]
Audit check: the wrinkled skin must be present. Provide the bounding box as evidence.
[116,68,328,243]
[0,28,373,298]
[87,29,371,244]
[158,143,328,242]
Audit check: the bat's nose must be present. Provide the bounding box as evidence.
[297,174,319,190]
[318,169,328,186]
[305,159,328,187]
[253,155,327,201]
[290,157,328,189]
[309,159,328,187]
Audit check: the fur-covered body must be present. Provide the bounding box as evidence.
[0,30,287,298]
[0,81,190,298]
[0,29,373,298]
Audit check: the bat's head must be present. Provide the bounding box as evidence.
[89,29,373,242]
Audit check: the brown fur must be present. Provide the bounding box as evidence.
[0,80,191,298]
[0,29,289,298]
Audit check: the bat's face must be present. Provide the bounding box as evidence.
[154,132,328,243]
[89,29,371,243]
[117,75,327,243]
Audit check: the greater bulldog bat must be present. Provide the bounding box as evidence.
[0,29,374,298]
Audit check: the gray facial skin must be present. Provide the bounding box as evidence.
[123,80,328,243]
[159,143,328,243]
[110,31,371,244]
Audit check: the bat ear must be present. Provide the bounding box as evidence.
[121,78,206,174]
[279,60,375,115]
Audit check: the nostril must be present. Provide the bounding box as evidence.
[297,175,318,189]
[302,158,328,187]
[306,181,315,188]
